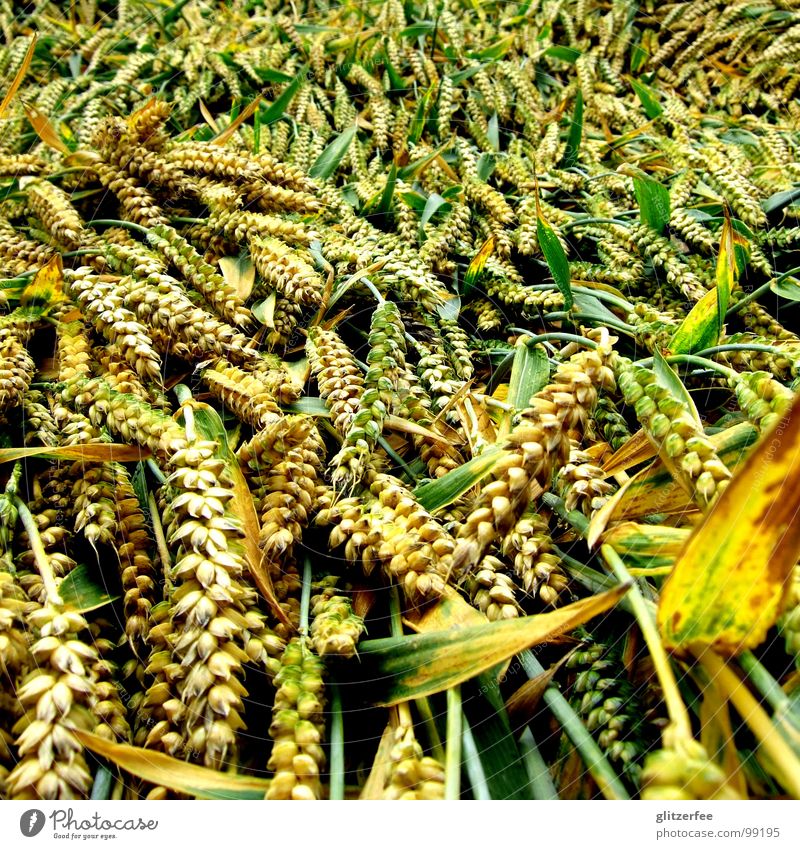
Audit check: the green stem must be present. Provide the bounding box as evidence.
[571,285,634,311]
[14,497,62,605]
[562,216,632,229]
[601,545,693,744]
[461,717,491,800]
[389,586,403,638]
[528,283,633,312]
[146,458,167,485]
[47,167,97,181]
[543,311,635,334]
[696,343,788,358]
[542,492,589,536]
[300,555,313,636]
[727,268,800,316]
[553,545,618,594]
[519,649,630,800]
[88,218,150,236]
[148,491,173,595]
[518,728,558,800]
[509,329,598,349]
[634,353,737,379]
[445,685,462,800]
[90,764,115,800]
[414,697,445,763]
[377,435,418,483]
[362,276,386,304]
[329,680,345,801]
[171,216,207,225]
[726,281,772,316]
[739,652,793,715]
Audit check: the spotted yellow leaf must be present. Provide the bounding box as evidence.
[658,394,800,655]
[20,254,67,312]
[463,233,495,296]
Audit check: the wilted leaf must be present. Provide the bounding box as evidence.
[699,671,749,798]
[218,254,255,299]
[284,357,310,390]
[600,522,689,567]
[356,584,629,704]
[463,234,496,298]
[476,153,496,182]
[658,395,800,654]
[212,94,262,145]
[251,293,276,327]
[0,443,150,464]
[436,295,461,322]
[505,659,567,724]
[592,422,758,524]
[470,34,515,61]
[419,192,449,230]
[359,722,395,799]
[487,111,500,151]
[384,414,454,444]
[545,45,581,63]
[715,208,747,326]
[0,34,36,119]
[462,674,530,800]
[74,731,272,799]
[668,287,722,355]
[24,105,70,154]
[397,143,448,181]
[602,429,656,476]
[771,276,800,302]
[198,99,220,133]
[762,186,800,215]
[367,161,397,216]
[20,254,66,312]
[286,396,330,416]
[407,86,433,145]
[190,402,292,632]
[404,585,486,632]
[382,49,405,91]
[587,472,640,549]
[571,291,623,325]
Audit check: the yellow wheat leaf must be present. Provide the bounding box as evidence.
[0,35,36,120]
[20,255,67,312]
[658,395,800,655]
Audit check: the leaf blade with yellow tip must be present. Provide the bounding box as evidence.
[359,584,630,704]
[73,731,272,799]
